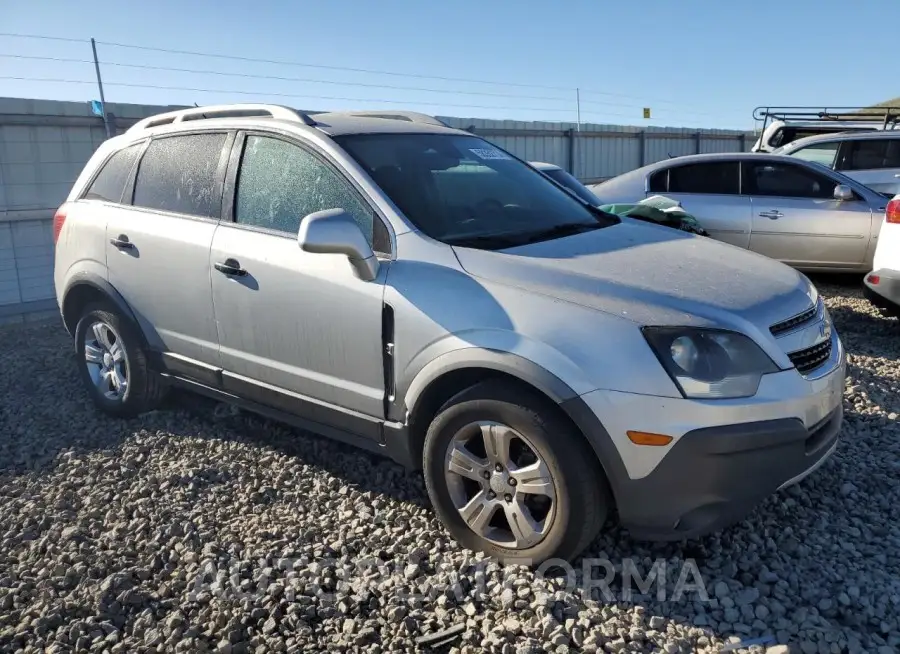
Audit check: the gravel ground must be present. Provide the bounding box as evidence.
[1,281,899,654]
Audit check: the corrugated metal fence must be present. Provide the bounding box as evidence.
[0,96,753,321]
[438,116,753,183]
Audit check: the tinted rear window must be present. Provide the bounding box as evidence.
[668,162,739,194]
[83,143,142,203]
[842,139,900,171]
[132,133,227,217]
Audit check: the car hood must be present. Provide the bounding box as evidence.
[452,219,816,331]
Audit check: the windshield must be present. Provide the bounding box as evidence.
[543,168,601,205]
[336,133,614,248]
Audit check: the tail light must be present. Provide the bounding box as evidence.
[52,204,69,245]
[887,198,900,225]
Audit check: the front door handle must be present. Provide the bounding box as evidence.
[759,210,784,220]
[109,234,134,249]
[214,258,248,277]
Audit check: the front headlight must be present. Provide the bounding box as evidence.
[642,327,778,399]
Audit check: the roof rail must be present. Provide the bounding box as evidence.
[753,105,900,133]
[127,104,317,133]
[336,110,450,127]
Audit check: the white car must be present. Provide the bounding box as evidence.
[774,131,900,196]
[864,195,900,315]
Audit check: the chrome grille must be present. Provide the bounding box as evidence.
[770,302,818,336]
[788,340,832,375]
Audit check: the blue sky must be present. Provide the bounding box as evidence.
[1,0,896,130]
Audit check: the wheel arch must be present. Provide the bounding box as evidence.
[61,272,143,344]
[401,351,628,505]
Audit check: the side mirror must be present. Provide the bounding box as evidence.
[834,184,855,201]
[297,209,379,281]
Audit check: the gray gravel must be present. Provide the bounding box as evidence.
[1,281,899,654]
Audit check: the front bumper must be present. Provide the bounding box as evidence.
[576,332,846,541]
[864,269,900,315]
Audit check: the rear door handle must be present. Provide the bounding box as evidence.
[214,258,248,277]
[109,234,134,249]
[759,210,784,219]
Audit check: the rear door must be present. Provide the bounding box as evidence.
[743,160,872,268]
[651,160,751,248]
[836,138,900,196]
[106,131,231,366]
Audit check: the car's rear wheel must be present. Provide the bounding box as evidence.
[74,302,166,417]
[423,380,609,564]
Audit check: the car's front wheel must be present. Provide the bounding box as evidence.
[74,302,166,417]
[423,381,610,564]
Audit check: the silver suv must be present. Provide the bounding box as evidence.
[54,104,846,563]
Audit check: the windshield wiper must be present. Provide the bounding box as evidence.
[443,234,530,250]
[514,222,604,245]
[445,222,605,250]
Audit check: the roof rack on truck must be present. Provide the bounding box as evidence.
[750,106,900,152]
[754,106,900,132]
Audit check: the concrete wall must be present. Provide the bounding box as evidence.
[0,96,753,322]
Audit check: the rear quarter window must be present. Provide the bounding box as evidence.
[132,133,228,218]
[82,143,143,203]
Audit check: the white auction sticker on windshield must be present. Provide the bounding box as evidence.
[469,147,511,160]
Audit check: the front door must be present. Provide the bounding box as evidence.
[210,132,387,427]
[743,160,873,269]
[106,132,230,366]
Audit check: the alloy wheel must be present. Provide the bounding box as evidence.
[444,421,556,549]
[83,321,129,401]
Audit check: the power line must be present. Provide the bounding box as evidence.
[0,32,85,44]
[92,39,718,114]
[0,54,572,104]
[0,32,718,120]
[1,76,638,117]
[94,39,583,92]
[0,53,681,111]
[0,52,716,118]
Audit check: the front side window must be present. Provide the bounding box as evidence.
[667,162,739,195]
[335,133,613,249]
[787,141,840,168]
[83,143,142,203]
[132,133,227,217]
[841,139,900,171]
[234,135,375,245]
[744,161,836,199]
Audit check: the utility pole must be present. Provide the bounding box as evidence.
[575,87,582,131]
[91,38,113,139]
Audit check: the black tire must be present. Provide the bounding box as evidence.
[73,301,166,418]
[423,380,610,564]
